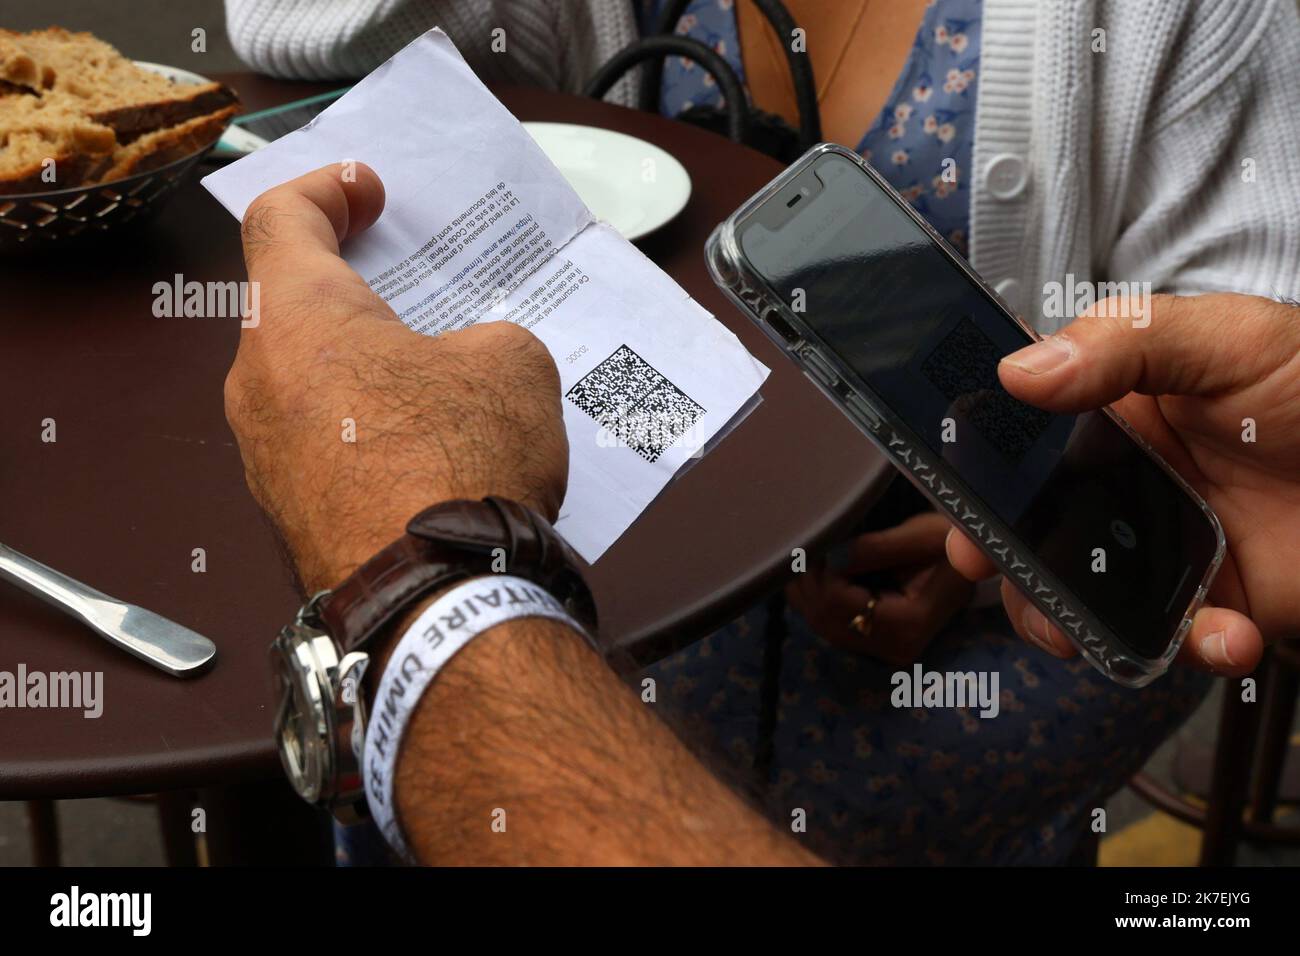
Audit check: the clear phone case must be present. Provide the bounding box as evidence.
[705,143,1225,688]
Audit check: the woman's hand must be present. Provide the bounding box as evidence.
[788,512,975,663]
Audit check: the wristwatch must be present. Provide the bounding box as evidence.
[270,496,597,821]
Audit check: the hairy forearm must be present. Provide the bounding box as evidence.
[389,616,819,866]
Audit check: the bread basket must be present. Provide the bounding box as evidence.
[0,62,233,252]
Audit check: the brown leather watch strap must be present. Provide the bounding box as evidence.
[317,497,596,654]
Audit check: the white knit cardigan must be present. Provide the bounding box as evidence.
[973,0,1300,330]
[223,0,640,103]
[226,0,1300,330]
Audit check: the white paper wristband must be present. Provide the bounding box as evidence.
[360,574,585,862]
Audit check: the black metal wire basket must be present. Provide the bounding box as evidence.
[0,148,214,252]
[0,61,228,253]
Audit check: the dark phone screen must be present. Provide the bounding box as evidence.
[738,154,1218,658]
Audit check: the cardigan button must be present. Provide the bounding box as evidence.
[986,154,1028,199]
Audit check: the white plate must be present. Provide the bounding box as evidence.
[523,122,691,241]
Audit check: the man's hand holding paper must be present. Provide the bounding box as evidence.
[225,162,570,593]
[204,28,768,561]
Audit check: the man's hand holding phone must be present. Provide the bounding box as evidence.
[946,292,1300,677]
[716,148,1231,684]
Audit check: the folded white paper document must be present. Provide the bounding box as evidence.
[203,28,768,561]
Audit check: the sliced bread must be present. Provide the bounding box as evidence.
[0,28,238,143]
[99,104,239,182]
[0,91,116,194]
[0,28,239,194]
[0,32,54,91]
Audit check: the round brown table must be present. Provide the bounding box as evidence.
[0,75,890,803]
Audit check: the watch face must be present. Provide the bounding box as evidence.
[271,629,332,804]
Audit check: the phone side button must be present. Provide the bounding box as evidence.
[845,393,883,432]
[803,350,839,387]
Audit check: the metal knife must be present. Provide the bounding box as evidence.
[0,541,216,677]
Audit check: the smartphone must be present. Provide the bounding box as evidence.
[706,144,1225,687]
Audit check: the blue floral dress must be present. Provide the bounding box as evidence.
[639,0,1211,865]
[649,0,979,255]
[855,3,978,257]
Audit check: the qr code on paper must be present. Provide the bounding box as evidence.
[566,345,706,462]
